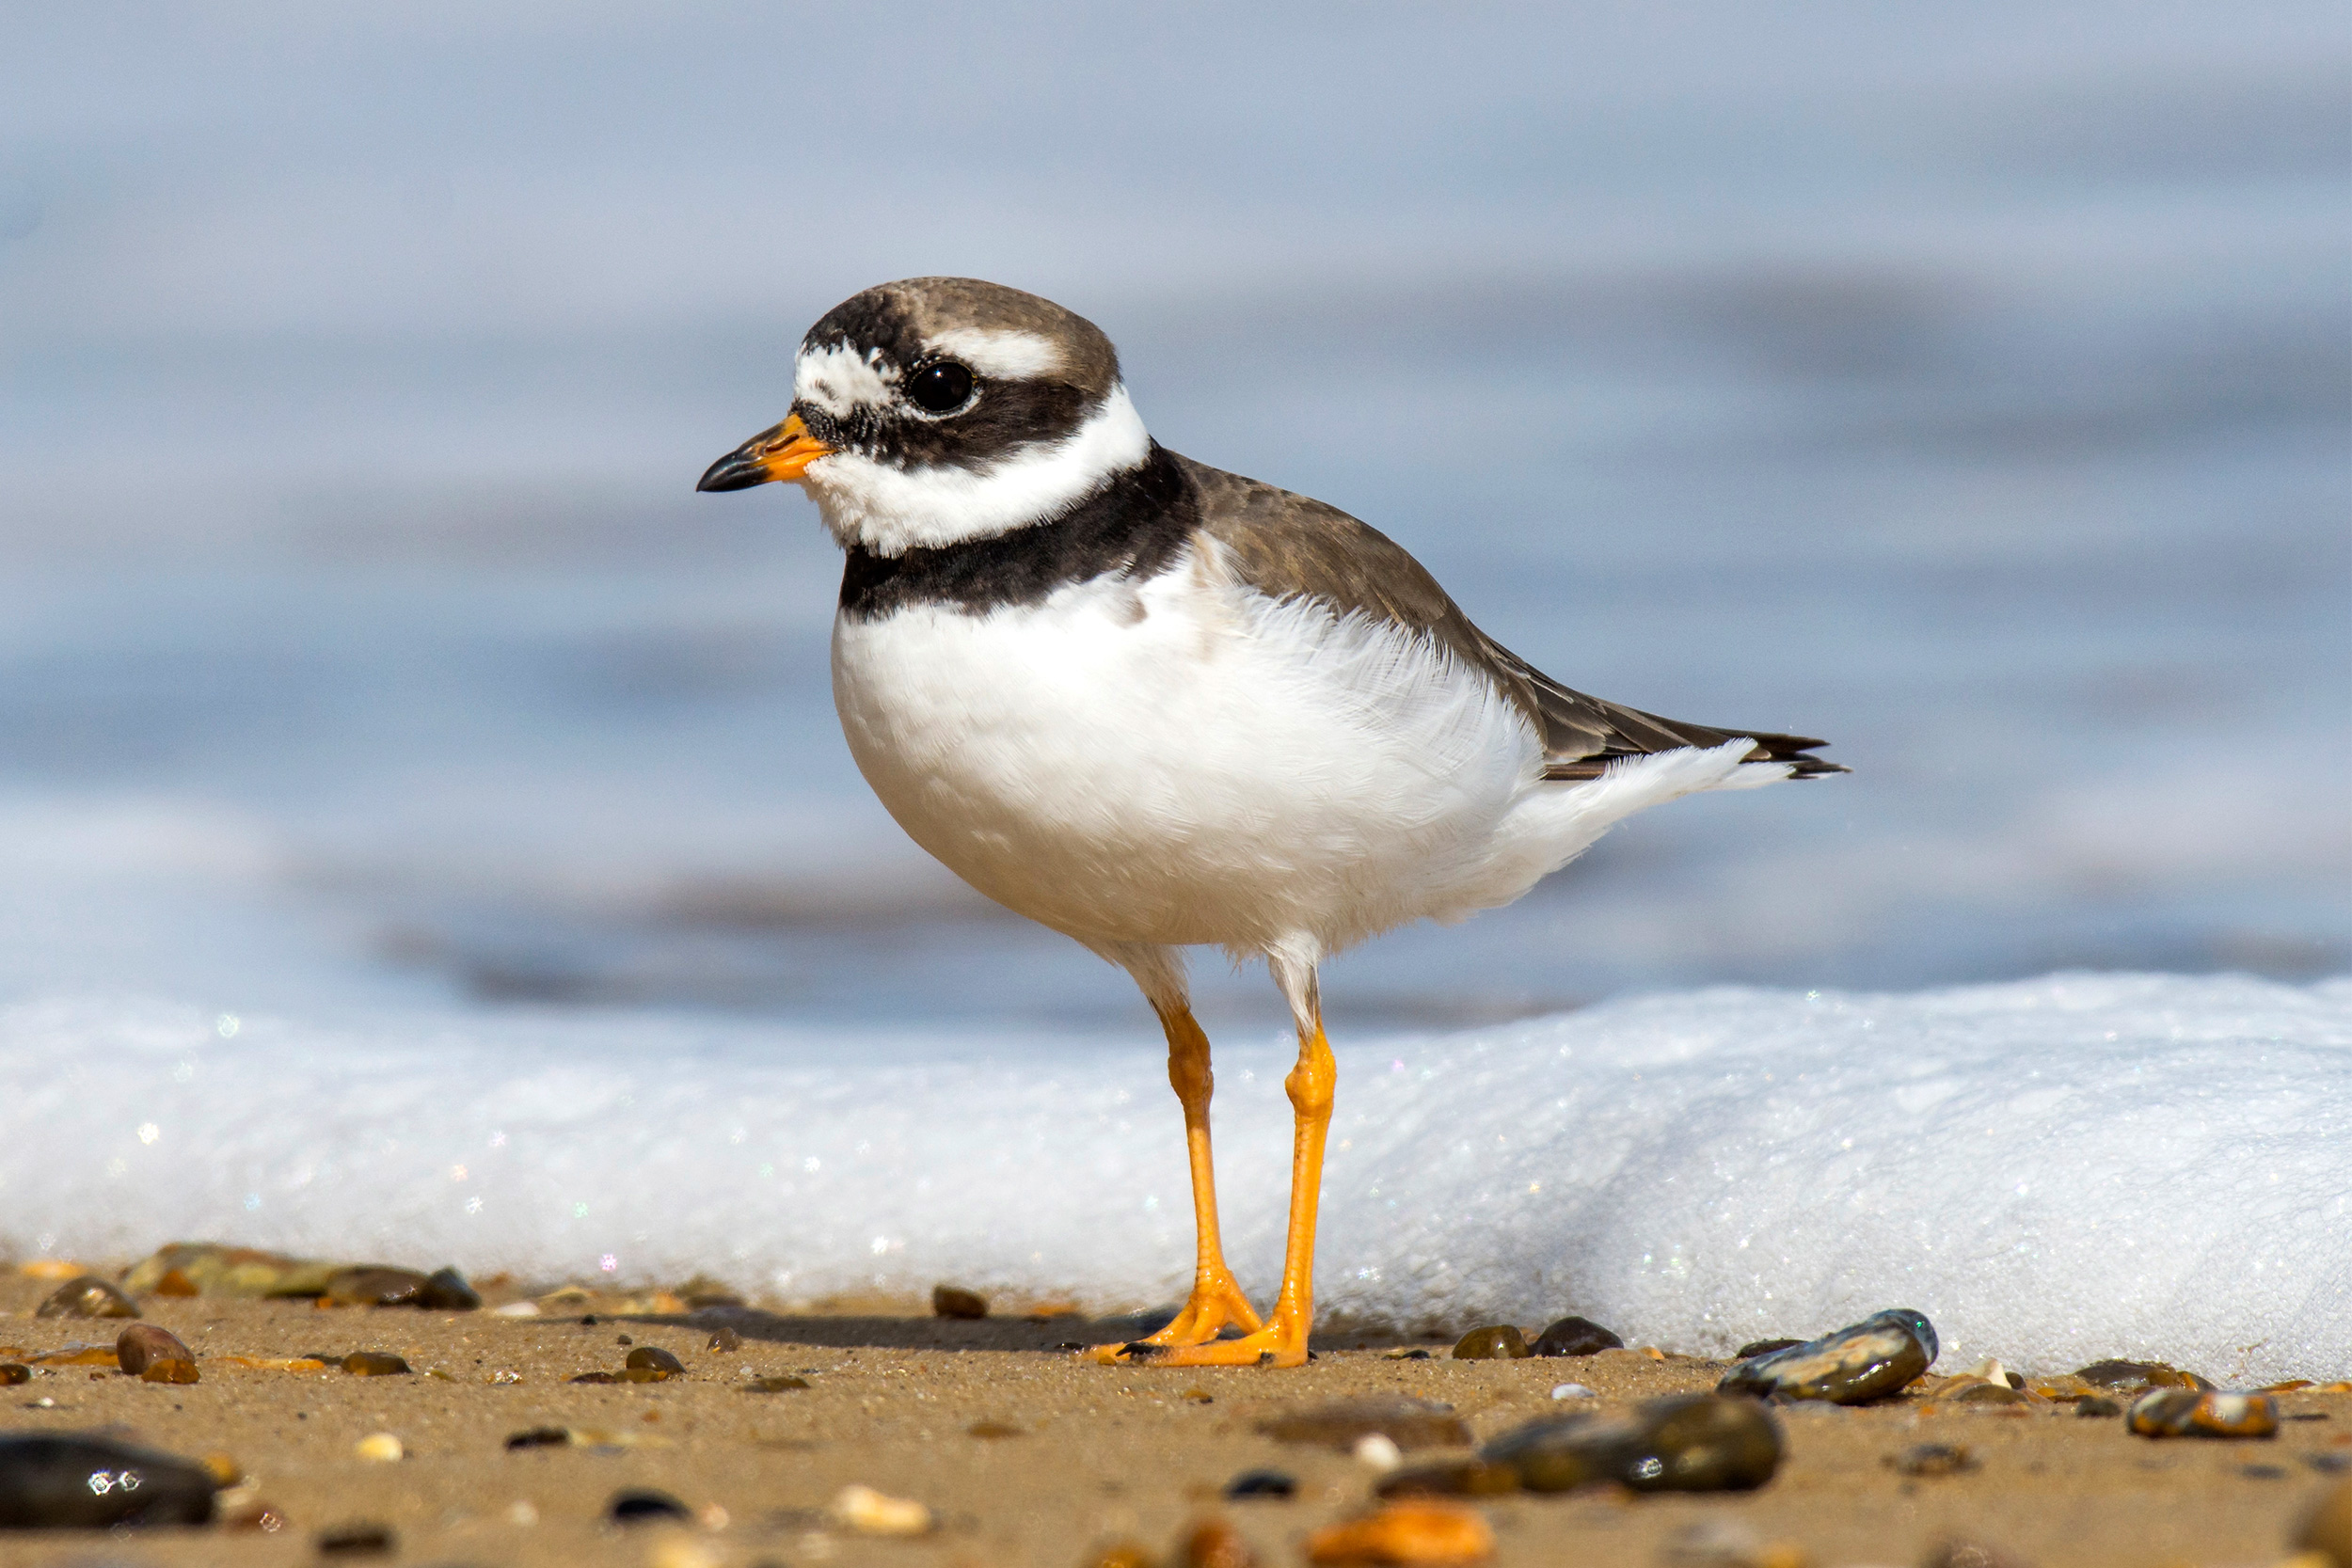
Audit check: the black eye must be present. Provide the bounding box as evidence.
[905,361,974,415]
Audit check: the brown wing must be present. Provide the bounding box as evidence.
[1174,452,1848,781]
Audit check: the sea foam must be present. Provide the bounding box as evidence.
[4,971,2344,1383]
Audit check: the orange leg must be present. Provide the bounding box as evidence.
[1090,1004,1263,1359]
[1103,996,1336,1370]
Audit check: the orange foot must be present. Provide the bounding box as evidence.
[1093,1308,1311,1369]
[1087,1270,1263,1363]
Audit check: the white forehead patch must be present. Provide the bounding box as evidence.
[794,341,897,418]
[926,327,1063,380]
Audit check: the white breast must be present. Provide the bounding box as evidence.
[829,544,1556,956]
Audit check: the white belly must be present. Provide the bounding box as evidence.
[829,549,1548,954]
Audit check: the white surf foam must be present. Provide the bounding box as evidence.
[3,971,2344,1383]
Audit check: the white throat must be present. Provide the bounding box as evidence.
[802,384,1152,556]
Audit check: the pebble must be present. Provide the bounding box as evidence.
[0,1365,25,1386]
[1353,1433,1404,1470]
[0,1433,217,1528]
[1450,1324,1530,1360]
[625,1345,686,1378]
[707,1327,742,1352]
[1257,1398,1474,1451]
[35,1276,138,1320]
[740,1375,810,1392]
[1532,1315,1623,1356]
[1375,1460,1521,1498]
[151,1267,199,1297]
[1303,1500,1495,1565]
[1382,1348,1435,1360]
[115,1323,196,1379]
[2074,1358,2213,1391]
[1484,1394,1783,1494]
[124,1243,340,1300]
[1888,1442,1978,1477]
[1660,1518,1809,1568]
[316,1521,397,1557]
[1549,1384,1596,1401]
[418,1266,482,1310]
[1734,1338,1803,1360]
[967,1419,1024,1439]
[2074,1397,2122,1418]
[342,1352,412,1377]
[2125,1387,2279,1439]
[505,1426,571,1449]
[1184,1516,1260,1568]
[323,1267,431,1307]
[831,1482,932,1536]
[609,1487,693,1525]
[1715,1308,1937,1404]
[1224,1469,1296,1499]
[932,1283,989,1320]
[353,1433,404,1463]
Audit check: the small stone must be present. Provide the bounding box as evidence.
[2074,1396,2122,1418]
[140,1358,201,1385]
[967,1419,1024,1439]
[707,1327,742,1352]
[1485,1394,1783,1494]
[608,1487,692,1525]
[1353,1433,1404,1470]
[1382,1348,1434,1360]
[1947,1381,2035,1406]
[316,1521,396,1557]
[1375,1460,1521,1498]
[625,1345,686,1377]
[2074,1358,2213,1391]
[1224,1469,1296,1499]
[740,1374,810,1392]
[36,1276,138,1320]
[417,1266,481,1310]
[0,1433,217,1528]
[1716,1309,1937,1405]
[1303,1500,1495,1565]
[342,1352,411,1377]
[323,1266,432,1307]
[152,1268,199,1298]
[115,1323,196,1377]
[2241,1462,2289,1479]
[1256,1398,1474,1451]
[831,1482,932,1536]
[2309,1453,2352,1475]
[0,1366,25,1386]
[570,1370,620,1385]
[353,1433,404,1462]
[125,1243,340,1300]
[932,1283,989,1320]
[1887,1443,1977,1478]
[505,1426,572,1449]
[2125,1387,2279,1439]
[1532,1316,1623,1357]
[1661,1518,1811,1568]
[2025,1374,2096,1402]
[2295,1477,2352,1565]
[1549,1384,1596,1401]
[1734,1338,1804,1360]
[1183,1516,1259,1568]
[1451,1324,1529,1360]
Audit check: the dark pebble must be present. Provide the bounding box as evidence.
[1451,1324,1530,1360]
[0,1433,216,1528]
[580,1314,597,1326]
[323,1267,430,1307]
[115,1324,196,1378]
[2242,1463,2290,1480]
[1256,1398,1473,1451]
[0,1367,24,1386]
[417,1267,481,1311]
[2075,1397,2123,1418]
[341,1353,411,1377]
[504,1427,571,1449]
[570,1371,620,1385]
[617,1334,633,1345]
[1485,1394,1783,1494]
[1735,1338,1804,1360]
[1375,1459,1521,1497]
[1390,1349,1432,1360]
[2127,1388,2279,1439]
[608,1487,692,1525]
[1222,1469,1296,1499]
[1888,1442,1977,1478]
[1532,1316,1622,1357]
[316,1521,397,1557]
[36,1276,137,1321]
[932,1284,989,1320]
[625,1346,685,1376]
[2074,1358,2213,1391]
[2309,1453,2352,1475]
[739,1375,811,1393]
[708,1327,742,1353]
[1715,1309,1937,1405]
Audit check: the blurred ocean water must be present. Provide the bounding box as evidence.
[0,1,2344,1039]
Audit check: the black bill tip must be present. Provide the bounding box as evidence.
[695,451,772,493]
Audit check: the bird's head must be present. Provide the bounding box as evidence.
[697,277,1151,556]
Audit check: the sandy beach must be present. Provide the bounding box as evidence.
[0,1268,2343,1568]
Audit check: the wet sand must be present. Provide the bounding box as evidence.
[0,1272,2341,1567]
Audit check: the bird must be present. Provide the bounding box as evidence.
[696,277,1843,1368]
